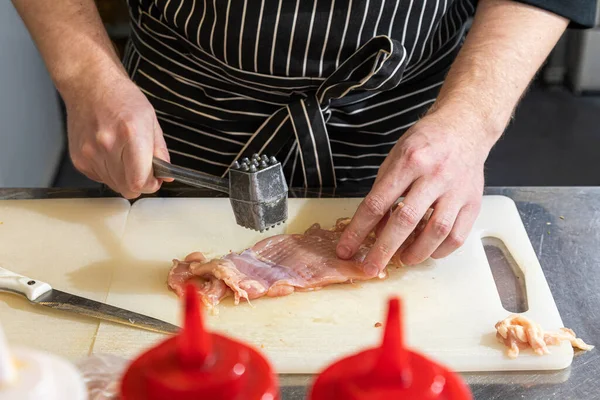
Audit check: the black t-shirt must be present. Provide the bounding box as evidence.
[516,0,597,28]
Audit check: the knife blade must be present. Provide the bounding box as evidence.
[0,266,179,335]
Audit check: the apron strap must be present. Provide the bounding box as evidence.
[227,36,408,188]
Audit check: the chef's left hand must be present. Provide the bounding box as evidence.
[336,110,494,276]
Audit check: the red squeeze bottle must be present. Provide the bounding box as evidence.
[310,298,472,400]
[120,284,279,400]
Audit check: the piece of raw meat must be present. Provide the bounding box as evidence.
[168,212,429,309]
[495,314,594,359]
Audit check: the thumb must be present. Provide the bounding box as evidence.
[152,120,175,182]
[153,120,170,162]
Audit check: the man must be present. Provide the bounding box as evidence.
[12,0,595,277]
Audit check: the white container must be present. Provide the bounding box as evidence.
[0,323,87,400]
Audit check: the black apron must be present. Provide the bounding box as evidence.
[124,0,476,187]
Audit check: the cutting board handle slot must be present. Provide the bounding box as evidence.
[482,237,529,314]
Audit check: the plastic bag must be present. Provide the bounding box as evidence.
[76,354,130,400]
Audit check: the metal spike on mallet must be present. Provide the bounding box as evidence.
[228,154,288,231]
[152,154,288,232]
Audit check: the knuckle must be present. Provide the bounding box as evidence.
[363,194,388,218]
[405,147,428,169]
[393,203,420,227]
[431,163,447,178]
[122,127,139,142]
[117,114,139,140]
[344,228,362,244]
[447,232,466,248]
[431,216,453,237]
[95,131,115,152]
[376,242,394,258]
[80,142,97,160]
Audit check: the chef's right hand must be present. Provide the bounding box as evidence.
[64,74,170,199]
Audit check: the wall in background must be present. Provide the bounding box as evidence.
[0,3,64,187]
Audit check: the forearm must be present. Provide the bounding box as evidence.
[429,0,568,146]
[11,0,127,102]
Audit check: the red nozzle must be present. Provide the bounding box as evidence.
[309,297,473,400]
[178,284,212,367]
[371,298,411,383]
[120,283,279,400]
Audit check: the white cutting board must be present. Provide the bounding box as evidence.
[92,196,572,372]
[0,199,130,361]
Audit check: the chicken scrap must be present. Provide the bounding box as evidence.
[168,212,429,309]
[495,314,594,359]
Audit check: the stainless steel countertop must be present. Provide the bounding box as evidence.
[279,187,600,400]
[1,186,598,399]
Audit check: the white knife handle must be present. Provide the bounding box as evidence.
[0,266,52,301]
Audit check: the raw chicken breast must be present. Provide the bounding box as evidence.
[495,314,594,359]
[168,214,428,309]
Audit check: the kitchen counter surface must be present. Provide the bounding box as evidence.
[1,186,598,399]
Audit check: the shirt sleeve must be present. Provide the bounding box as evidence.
[512,0,597,29]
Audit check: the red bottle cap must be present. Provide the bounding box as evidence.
[310,298,472,400]
[121,284,279,400]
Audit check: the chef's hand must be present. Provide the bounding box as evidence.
[333,0,570,274]
[65,74,171,199]
[336,111,492,276]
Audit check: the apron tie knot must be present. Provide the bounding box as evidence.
[230,36,408,188]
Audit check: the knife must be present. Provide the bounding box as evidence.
[0,266,179,335]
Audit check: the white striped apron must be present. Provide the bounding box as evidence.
[123,0,476,187]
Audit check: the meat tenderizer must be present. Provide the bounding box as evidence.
[153,154,288,232]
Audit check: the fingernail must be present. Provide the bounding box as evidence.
[337,245,352,259]
[364,263,379,277]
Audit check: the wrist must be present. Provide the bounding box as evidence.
[426,96,506,149]
[56,54,129,106]
[420,100,504,157]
